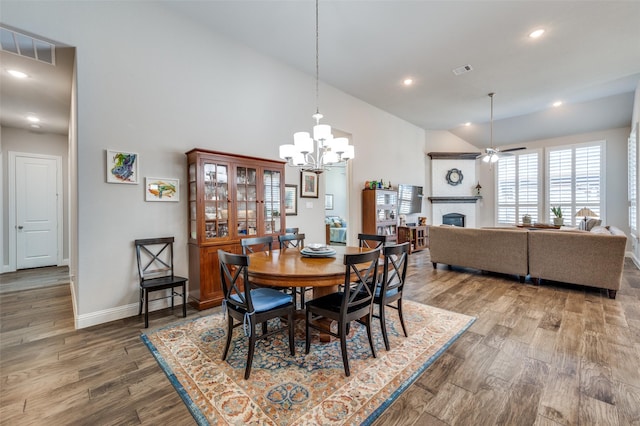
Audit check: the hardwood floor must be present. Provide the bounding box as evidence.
[1,251,639,425]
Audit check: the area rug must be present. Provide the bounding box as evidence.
[141,301,475,425]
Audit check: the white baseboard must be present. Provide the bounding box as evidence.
[628,251,640,270]
[75,298,175,329]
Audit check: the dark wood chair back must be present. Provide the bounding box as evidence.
[358,233,387,249]
[240,236,273,254]
[278,233,305,249]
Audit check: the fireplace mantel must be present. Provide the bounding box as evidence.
[428,196,481,204]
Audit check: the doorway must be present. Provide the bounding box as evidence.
[324,165,349,246]
[9,152,63,269]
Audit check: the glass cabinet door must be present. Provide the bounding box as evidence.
[203,161,230,240]
[262,169,282,234]
[236,166,258,236]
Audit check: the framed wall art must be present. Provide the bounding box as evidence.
[284,184,298,215]
[106,150,139,184]
[300,171,318,198]
[145,177,180,202]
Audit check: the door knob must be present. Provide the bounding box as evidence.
[17,225,24,230]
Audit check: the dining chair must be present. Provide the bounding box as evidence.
[374,242,410,351]
[285,227,299,234]
[218,250,295,379]
[358,233,387,249]
[134,237,187,328]
[278,233,309,308]
[278,233,305,249]
[305,248,380,377]
[240,236,273,255]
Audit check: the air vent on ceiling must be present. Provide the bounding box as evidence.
[452,64,473,76]
[0,26,55,65]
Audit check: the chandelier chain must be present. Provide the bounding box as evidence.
[315,0,320,117]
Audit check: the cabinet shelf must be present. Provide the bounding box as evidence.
[362,188,398,243]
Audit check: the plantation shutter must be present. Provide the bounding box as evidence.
[547,142,604,226]
[629,131,637,235]
[496,151,540,225]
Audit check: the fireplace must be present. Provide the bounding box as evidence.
[443,213,465,227]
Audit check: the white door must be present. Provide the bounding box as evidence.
[16,155,59,269]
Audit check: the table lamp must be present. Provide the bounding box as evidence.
[575,207,598,229]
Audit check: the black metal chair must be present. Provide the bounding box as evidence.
[134,237,187,328]
[285,227,299,234]
[219,250,295,379]
[240,236,273,255]
[278,233,305,249]
[374,242,410,350]
[358,233,387,249]
[305,249,380,376]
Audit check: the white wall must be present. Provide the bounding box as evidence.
[2,1,425,327]
[424,130,481,225]
[1,127,70,268]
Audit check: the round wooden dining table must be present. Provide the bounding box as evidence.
[247,245,376,342]
[247,245,374,299]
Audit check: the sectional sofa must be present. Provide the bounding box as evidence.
[429,225,627,299]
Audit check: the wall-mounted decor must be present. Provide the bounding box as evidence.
[446,168,463,186]
[145,177,179,202]
[325,194,334,210]
[300,170,319,198]
[106,150,139,184]
[285,184,298,215]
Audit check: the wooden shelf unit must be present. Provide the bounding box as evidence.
[398,225,428,253]
[186,149,286,310]
[362,188,398,244]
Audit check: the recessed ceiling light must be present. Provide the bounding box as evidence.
[8,69,28,79]
[30,124,41,129]
[26,115,40,123]
[403,78,413,86]
[529,29,545,39]
[552,101,563,107]
[464,122,471,127]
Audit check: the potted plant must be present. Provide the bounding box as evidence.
[551,206,563,226]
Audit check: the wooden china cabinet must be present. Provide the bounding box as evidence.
[186,149,286,310]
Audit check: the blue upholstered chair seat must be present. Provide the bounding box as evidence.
[374,286,399,298]
[231,288,293,312]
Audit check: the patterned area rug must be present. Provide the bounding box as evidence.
[141,301,475,425]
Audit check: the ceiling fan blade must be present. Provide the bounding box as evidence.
[501,147,526,153]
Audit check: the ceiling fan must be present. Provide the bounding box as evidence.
[476,93,525,163]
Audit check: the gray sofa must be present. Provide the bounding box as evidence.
[429,225,627,298]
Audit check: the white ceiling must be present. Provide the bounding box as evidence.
[2,1,639,146]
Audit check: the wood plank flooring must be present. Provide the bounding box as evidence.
[1,251,639,425]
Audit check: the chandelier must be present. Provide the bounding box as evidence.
[278,0,354,174]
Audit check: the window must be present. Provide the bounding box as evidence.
[547,141,604,226]
[629,128,638,236]
[496,151,540,225]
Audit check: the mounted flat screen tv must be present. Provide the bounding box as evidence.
[398,184,423,214]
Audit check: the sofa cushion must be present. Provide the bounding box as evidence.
[590,226,611,235]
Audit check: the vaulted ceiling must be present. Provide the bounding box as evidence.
[2,1,639,147]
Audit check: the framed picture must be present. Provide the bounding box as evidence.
[325,194,334,210]
[284,184,297,216]
[145,177,180,202]
[300,171,318,198]
[106,150,139,184]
